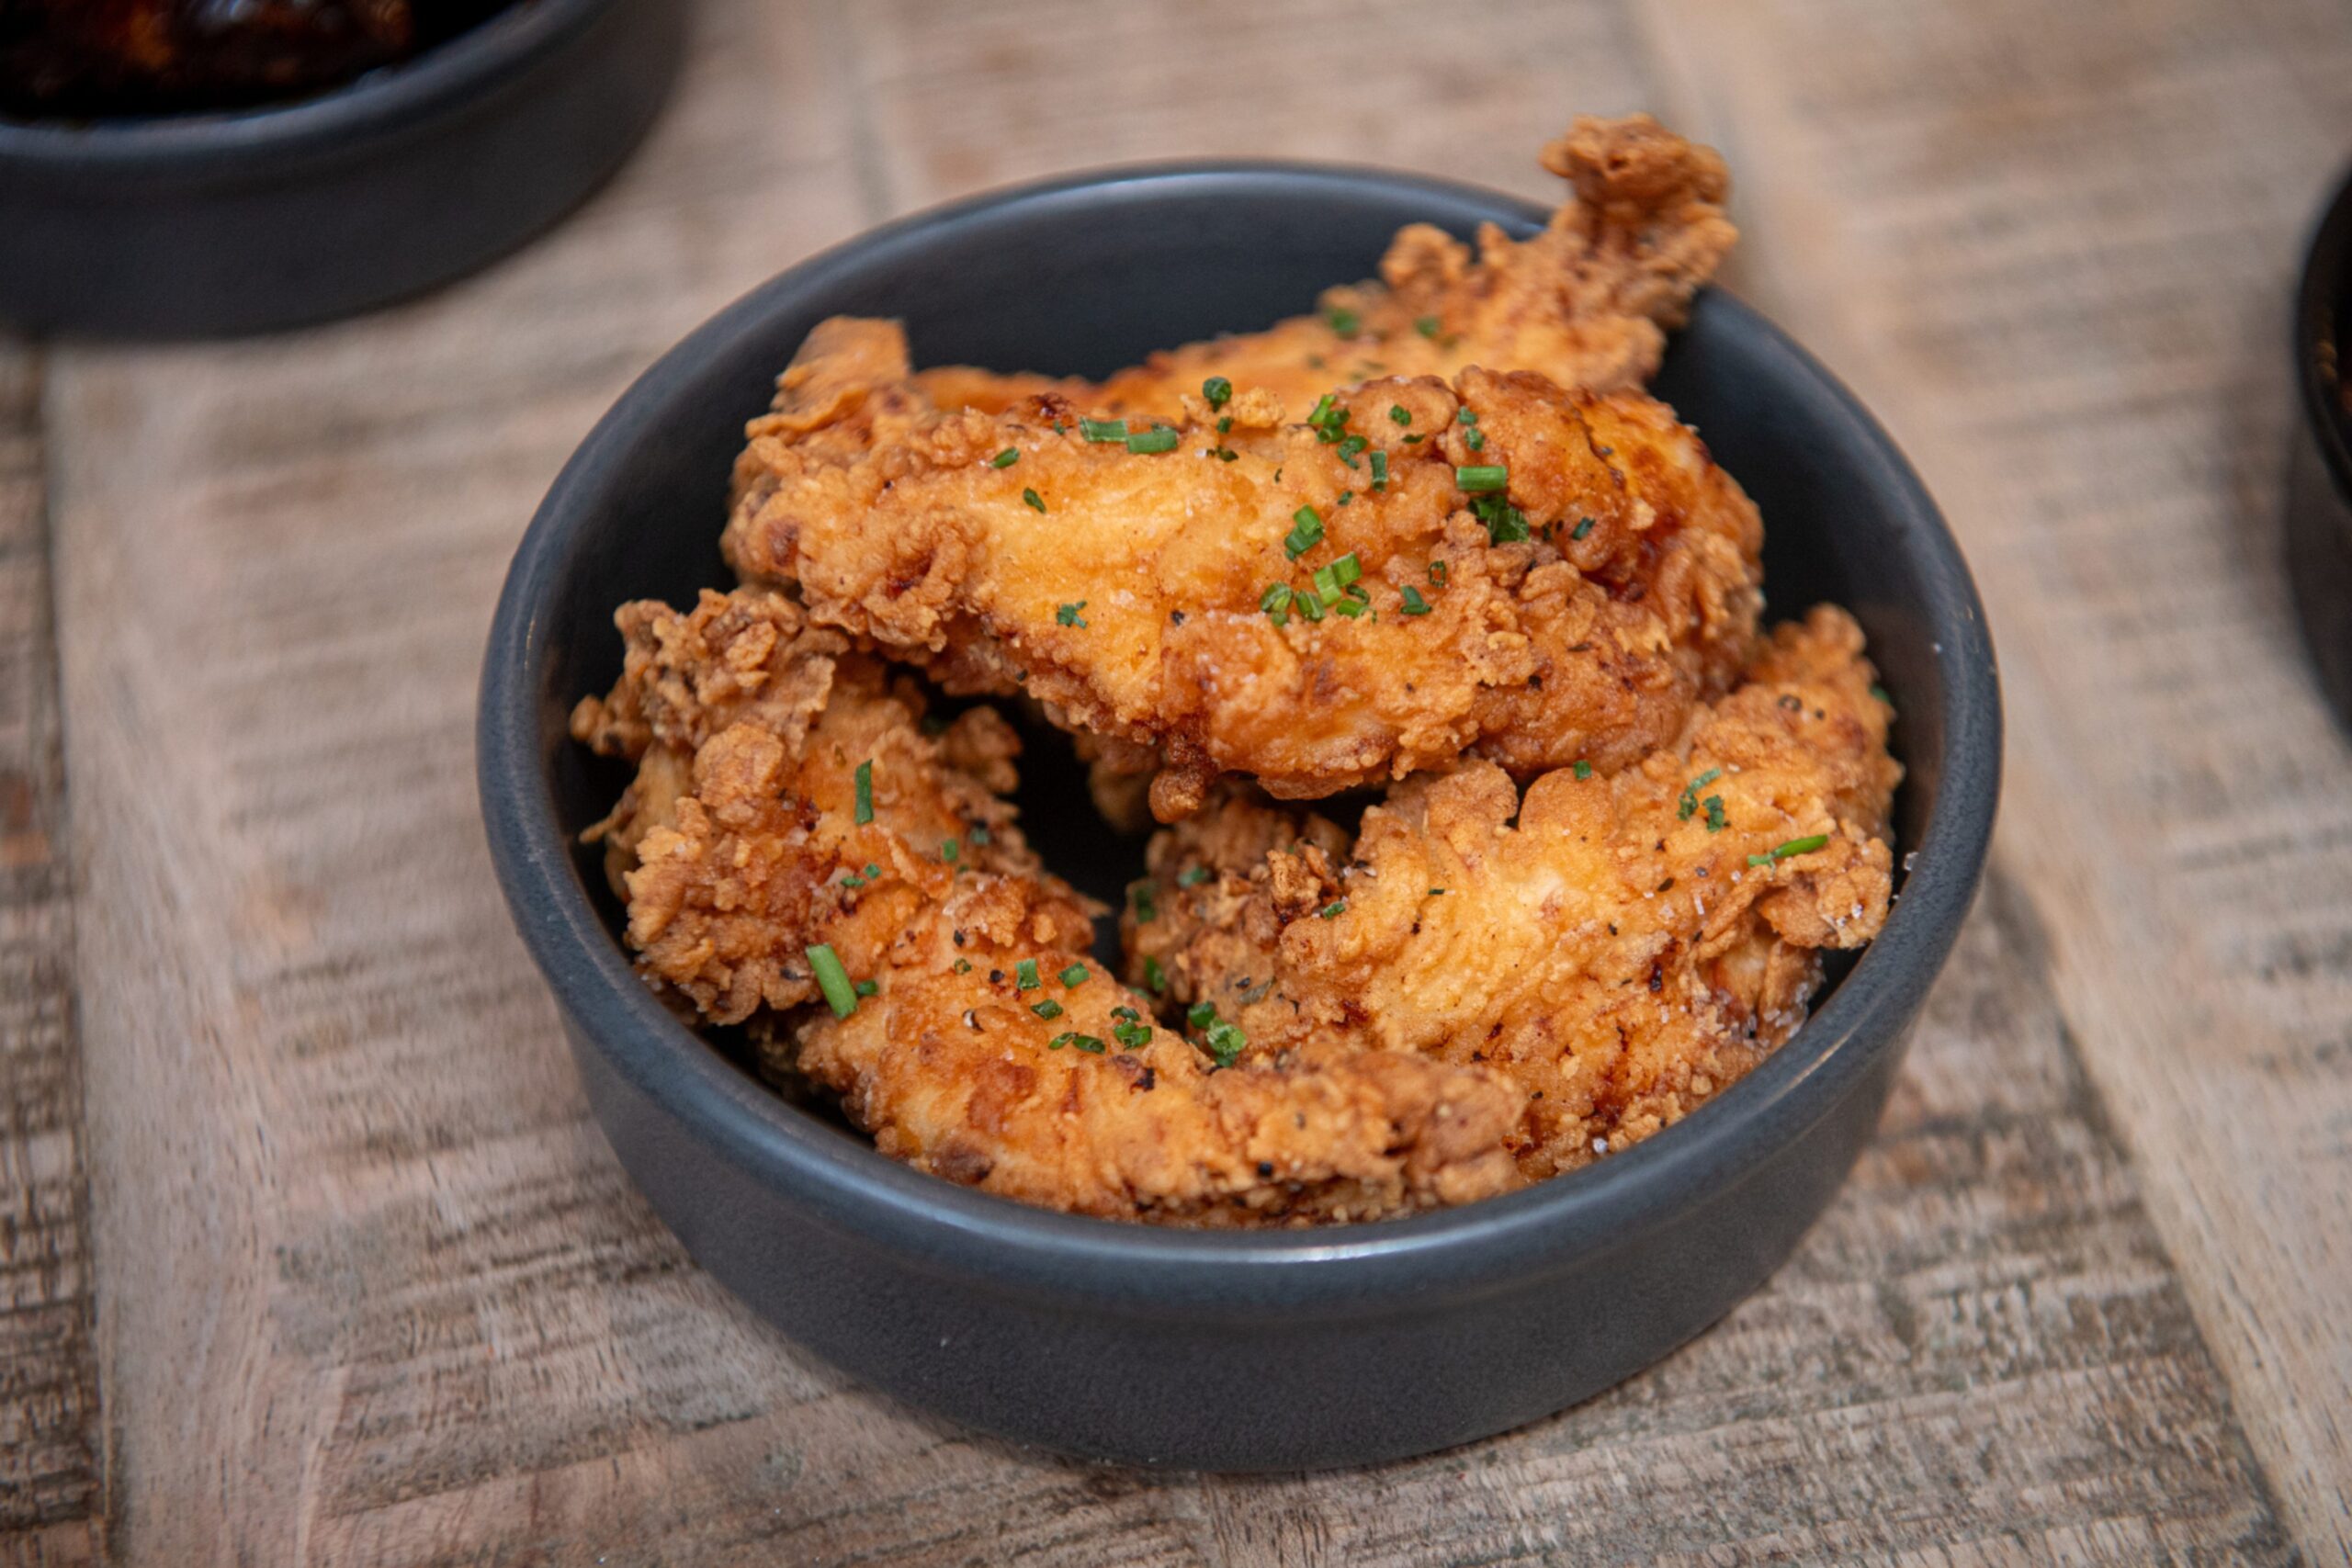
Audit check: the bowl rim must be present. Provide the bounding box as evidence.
[0,0,615,167]
[2297,161,2352,509]
[479,161,2002,1313]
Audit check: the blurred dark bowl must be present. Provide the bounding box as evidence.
[479,164,2002,1472]
[2290,162,2352,728]
[0,0,684,337]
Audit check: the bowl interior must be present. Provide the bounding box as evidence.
[511,165,1988,1205]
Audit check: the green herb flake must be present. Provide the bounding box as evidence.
[1284,504,1326,558]
[1703,796,1727,833]
[1186,999,1217,1031]
[1455,464,1508,492]
[1318,898,1348,919]
[954,957,973,975]
[854,760,875,823]
[854,978,879,998]
[941,837,960,863]
[1203,376,1233,409]
[1428,559,1450,587]
[1324,304,1361,335]
[1261,581,1294,626]
[1049,1032,1108,1054]
[1293,589,1326,623]
[1370,449,1389,491]
[989,446,1020,468]
[1456,408,1478,425]
[1080,416,1128,443]
[1464,427,1487,452]
[1571,516,1595,541]
[1747,833,1831,868]
[1016,959,1041,991]
[1031,998,1065,1021]
[1144,955,1170,995]
[1398,585,1431,615]
[1415,315,1441,339]
[1057,601,1088,627]
[1128,879,1159,923]
[1389,404,1412,425]
[1125,426,1180,454]
[1023,487,1046,513]
[1574,760,1592,781]
[1338,433,1369,468]
[1059,963,1091,988]
[968,826,990,845]
[1178,865,1213,888]
[1428,887,1447,897]
[1677,767,1724,822]
[806,943,858,1019]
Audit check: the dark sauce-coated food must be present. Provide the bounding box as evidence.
[1,0,516,118]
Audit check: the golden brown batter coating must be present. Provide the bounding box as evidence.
[727,325,1761,821]
[573,588,1521,1224]
[1125,608,1899,1181]
[911,114,1736,423]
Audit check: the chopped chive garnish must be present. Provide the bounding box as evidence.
[1871,684,1893,706]
[1429,887,1446,896]
[1455,464,1508,491]
[1574,760,1592,780]
[1428,559,1449,586]
[1261,581,1294,625]
[1338,433,1369,468]
[941,837,960,862]
[1311,562,1340,606]
[1059,963,1090,988]
[1144,955,1169,994]
[1476,494,1529,543]
[1748,834,1829,867]
[1677,768,1723,821]
[1457,408,1478,424]
[1284,504,1325,558]
[807,944,858,1019]
[1337,490,1354,506]
[1415,315,1441,339]
[1215,447,1239,461]
[865,863,880,877]
[954,957,973,974]
[1307,393,1338,428]
[1016,959,1041,990]
[1112,1017,1153,1049]
[1080,416,1128,442]
[1370,449,1389,491]
[839,874,865,890]
[1023,487,1046,513]
[1049,1032,1108,1054]
[1125,427,1180,454]
[1703,796,1727,833]
[1571,516,1595,540]
[1031,998,1064,1020]
[1332,597,1368,618]
[1464,428,1487,452]
[1187,999,1216,1029]
[854,760,875,823]
[1205,1021,1246,1066]
[1331,552,1362,589]
[1293,589,1326,623]
[1129,879,1158,923]
[1178,865,1212,887]
[1400,586,1431,615]
[1389,404,1412,425]
[1057,601,1088,627]
[969,826,990,845]
[1324,304,1361,334]
[854,978,879,998]
[1403,433,1425,444]
[1204,376,1233,408]
[990,447,1020,469]
[1318,898,1348,919]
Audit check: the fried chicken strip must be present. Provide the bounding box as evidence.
[912,115,1736,423]
[727,321,1762,821]
[1124,607,1900,1181]
[572,587,1521,1224]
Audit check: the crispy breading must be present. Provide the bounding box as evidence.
[574,588,1522,1223]
[727,332,1761,820]
[1124,608,1900,1181]
[910,115,1736,423]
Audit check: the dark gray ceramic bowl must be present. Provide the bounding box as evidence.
[0,0,684,337]
[2290,161,2352,729]
[479,164,2001,1472]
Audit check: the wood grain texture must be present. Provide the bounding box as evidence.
[0,0,2332,1559]
[1632,0,2352,1550]
[0,339,102,1568]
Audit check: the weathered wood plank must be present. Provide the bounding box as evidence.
[0,337,102,1567]
[1633,0,2352,1551]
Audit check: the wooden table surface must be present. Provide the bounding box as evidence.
[6,1,2351,1562]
